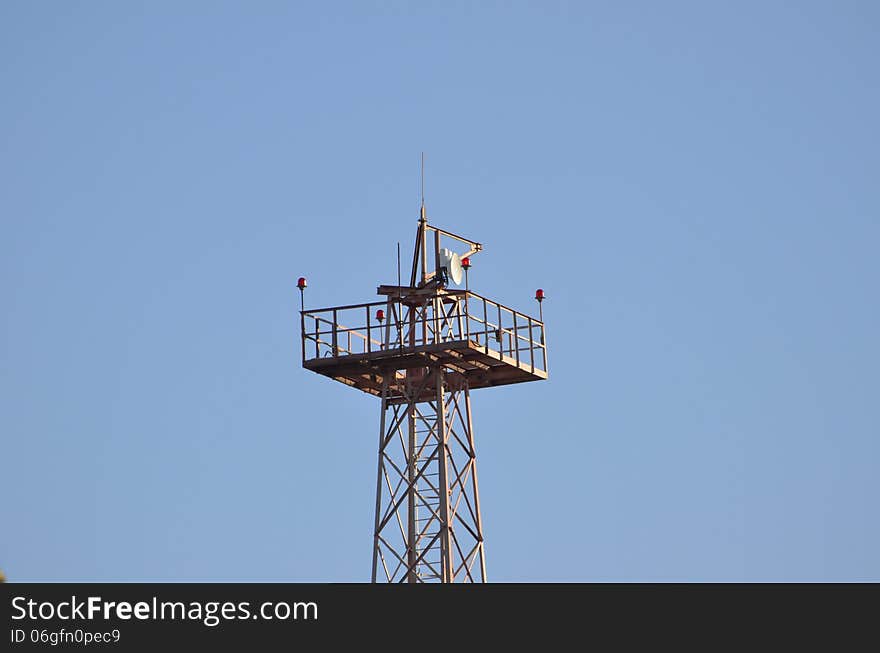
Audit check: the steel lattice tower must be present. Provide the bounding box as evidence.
[299,199,548,583]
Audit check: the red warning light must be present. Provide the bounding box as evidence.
[535,289,545,302]
[376,309,385,322]
[461,257,471,270]
[297,277,307,290]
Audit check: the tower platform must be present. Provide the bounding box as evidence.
[300,290,547,402]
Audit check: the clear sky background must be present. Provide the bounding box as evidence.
[2,2,877,582]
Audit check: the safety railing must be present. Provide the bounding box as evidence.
[301,292,547,375]
[463,292,548,374]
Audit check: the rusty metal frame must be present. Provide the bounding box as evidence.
[371,351,486,583]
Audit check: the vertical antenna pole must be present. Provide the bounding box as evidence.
[420,218,428,285]
[419,152,426,223]
[420,151,425,208]
[412,153,428,287]
[420,152,429,284]
[397,242,402,348]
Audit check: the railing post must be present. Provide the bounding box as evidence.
[497,304,503,356]
[300,310,306,365]
[513,312,519,367]
[432,296,440,346]
[367,305,371,354]
[528,317,535,373]
[332,309,338,357]
[396,300,401,350]
[482,298,489,354]
[541,325,547,371]
[422,299,428,346]
[384,299,392,350]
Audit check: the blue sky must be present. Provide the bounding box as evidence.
[1,1,877,581]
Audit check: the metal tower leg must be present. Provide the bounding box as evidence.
[371,366,486,583]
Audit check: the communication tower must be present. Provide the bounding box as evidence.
[298,177,548,583]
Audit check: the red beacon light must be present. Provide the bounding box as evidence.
[461,256,471,270]
[296,277,308,311]
[535,288,545,302]
[376,309,385,322]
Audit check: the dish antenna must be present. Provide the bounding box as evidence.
[438,247,464,286]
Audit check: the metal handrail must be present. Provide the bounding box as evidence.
[301,291,546,371]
